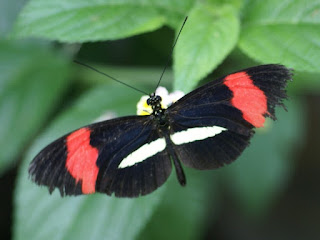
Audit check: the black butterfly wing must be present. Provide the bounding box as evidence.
[166,64,292,169]
[29,116,172,197]
[29,64,292,197]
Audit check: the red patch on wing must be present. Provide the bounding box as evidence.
[66,128,99,194]
[224,71,267,128]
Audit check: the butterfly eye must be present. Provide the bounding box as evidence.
[156,95,162,102]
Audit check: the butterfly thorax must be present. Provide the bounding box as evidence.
[147,93,167,126]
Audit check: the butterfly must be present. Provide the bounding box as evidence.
[29,64,292,197]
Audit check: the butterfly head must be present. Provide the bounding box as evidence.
[136,87,185,116]
[146,93,164,118]
[147,93,162,109]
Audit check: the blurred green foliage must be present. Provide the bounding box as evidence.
[0,0,319,239]
[0,41,70,176]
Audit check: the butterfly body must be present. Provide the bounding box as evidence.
[29,64,292,197]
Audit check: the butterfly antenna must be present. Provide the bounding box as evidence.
[74,60,149,95]
[155,16,188,90]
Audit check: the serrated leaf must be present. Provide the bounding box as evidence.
[225,100,305,216]
[12,0,196,40]
[173,4,240,92]
[239,0,320,72]
[13,84,166,240]
[12,0,169,42]
[0,40,70,176]
[12,0,197,42]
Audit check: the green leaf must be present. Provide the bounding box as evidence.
[153,0,195,28]
[173,3,240,92]
[208,0,244,11]
[13,84,165,240]
[225,100,305,216]
[0,40,70,176]
[138,169,217,240]
[0,0,28,36]
[11,0,195,42]
[239,0,320,72]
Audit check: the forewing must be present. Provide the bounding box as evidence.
[29,116,172,197]
[167,64,292,169]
